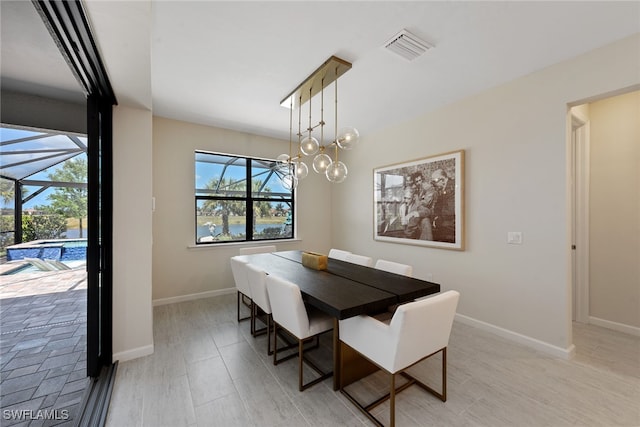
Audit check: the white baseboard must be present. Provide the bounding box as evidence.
[153,287,236,306]
[455,313,575,360]
[112,344,154,363]
[589,316,640,337]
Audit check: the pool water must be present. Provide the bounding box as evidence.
[2,259,86,275]
[6,239,88,262]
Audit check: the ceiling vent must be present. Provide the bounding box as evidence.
[383,29,433,61]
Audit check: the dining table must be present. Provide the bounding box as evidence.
[236,250,441,389]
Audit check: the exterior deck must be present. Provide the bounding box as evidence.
[0,266,88,425]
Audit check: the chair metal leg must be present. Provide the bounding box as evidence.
[267,314,273,355]
[272,322,299,365]
[267,315,298,365]
[402,347,447,402]
[390,373,396,427]
[272,323,297,362]
[298,339,304,391]
[272,321,278,365]
[340,346,449,426]
[251,304,268,337]
[272,322,314,365]
[271,322,332,390]
[442,347,447,401]
[250,301,255,335]
[298,335,333,391]
[237,291,251,322]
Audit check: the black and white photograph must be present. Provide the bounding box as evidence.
[374,150,465,250]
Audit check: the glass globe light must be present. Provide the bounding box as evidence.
[300,135,319,156]
[294,161,308,180]
[325,160,348,183]
[276,153,290,164]
[312,152,332,173]
[281,172,298,190]
[274,157,290,175]
[336,126,360,150]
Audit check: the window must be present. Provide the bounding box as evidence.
[195,151,294,244]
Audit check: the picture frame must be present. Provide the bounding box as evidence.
[374,150,465,250]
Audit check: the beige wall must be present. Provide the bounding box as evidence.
[589,91,640,329]
[112,105,154,361]
[151,117,332,302]
[111,34,639,361]
[330,34,640,354]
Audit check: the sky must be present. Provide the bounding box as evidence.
[1,127,88,209]
[195,152,290,196]
[2,129,291,210]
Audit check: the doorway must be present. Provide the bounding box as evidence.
[1,0,116,423]
[570,88,640,336]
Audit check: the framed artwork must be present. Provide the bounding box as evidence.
[374,150,465,250]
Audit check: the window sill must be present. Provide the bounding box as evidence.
[187,238,302,250]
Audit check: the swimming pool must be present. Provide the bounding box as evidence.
[6,239,87,262]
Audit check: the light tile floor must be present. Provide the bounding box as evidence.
[106,294,640,427]
[0,268,88,427]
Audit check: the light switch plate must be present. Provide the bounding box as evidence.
[507,231,523,245]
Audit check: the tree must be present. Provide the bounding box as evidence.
[0,177,29,206]
[203,176,246,236]
[47,157,88,237]
[274,203,285,217]
[252,180,273,233]
[202,176,273,237]
[22,214,66,241]
[1,178,14,206]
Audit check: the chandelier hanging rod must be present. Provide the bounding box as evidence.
[280,56,352,110]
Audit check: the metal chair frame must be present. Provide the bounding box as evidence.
[340,345,447,427]
[236,292,252,322]
[251,303,268,337]
[272,321,334,391]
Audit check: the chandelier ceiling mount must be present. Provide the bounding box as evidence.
[277,56,359,188]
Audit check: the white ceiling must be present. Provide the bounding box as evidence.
[3,1,639,141]
[0,1,86,103]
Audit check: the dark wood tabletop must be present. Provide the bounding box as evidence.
[237,250,440,320]
[274,251,440,304]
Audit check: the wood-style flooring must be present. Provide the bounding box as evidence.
[105,294,640,427]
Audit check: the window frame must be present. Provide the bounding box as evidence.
[194,150,295,245]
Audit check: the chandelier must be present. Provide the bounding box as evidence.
[277,56,359,189]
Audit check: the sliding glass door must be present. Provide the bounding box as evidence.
[33,0,117,378]
[86,95,113,377]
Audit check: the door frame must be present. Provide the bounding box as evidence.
[86,94,114,375]
[33,0,117,377]
[571,112,590,324]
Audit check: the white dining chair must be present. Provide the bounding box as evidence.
[344,253,374,267]
[246,264,298,354]
[374,259,413,277]
[339,290,460,427]
[373,259,414,321]
[230,256,253,323]
[328,248,351,261]
[246,263,273,351]
[266,275,334,391]
[239,245,277,255]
